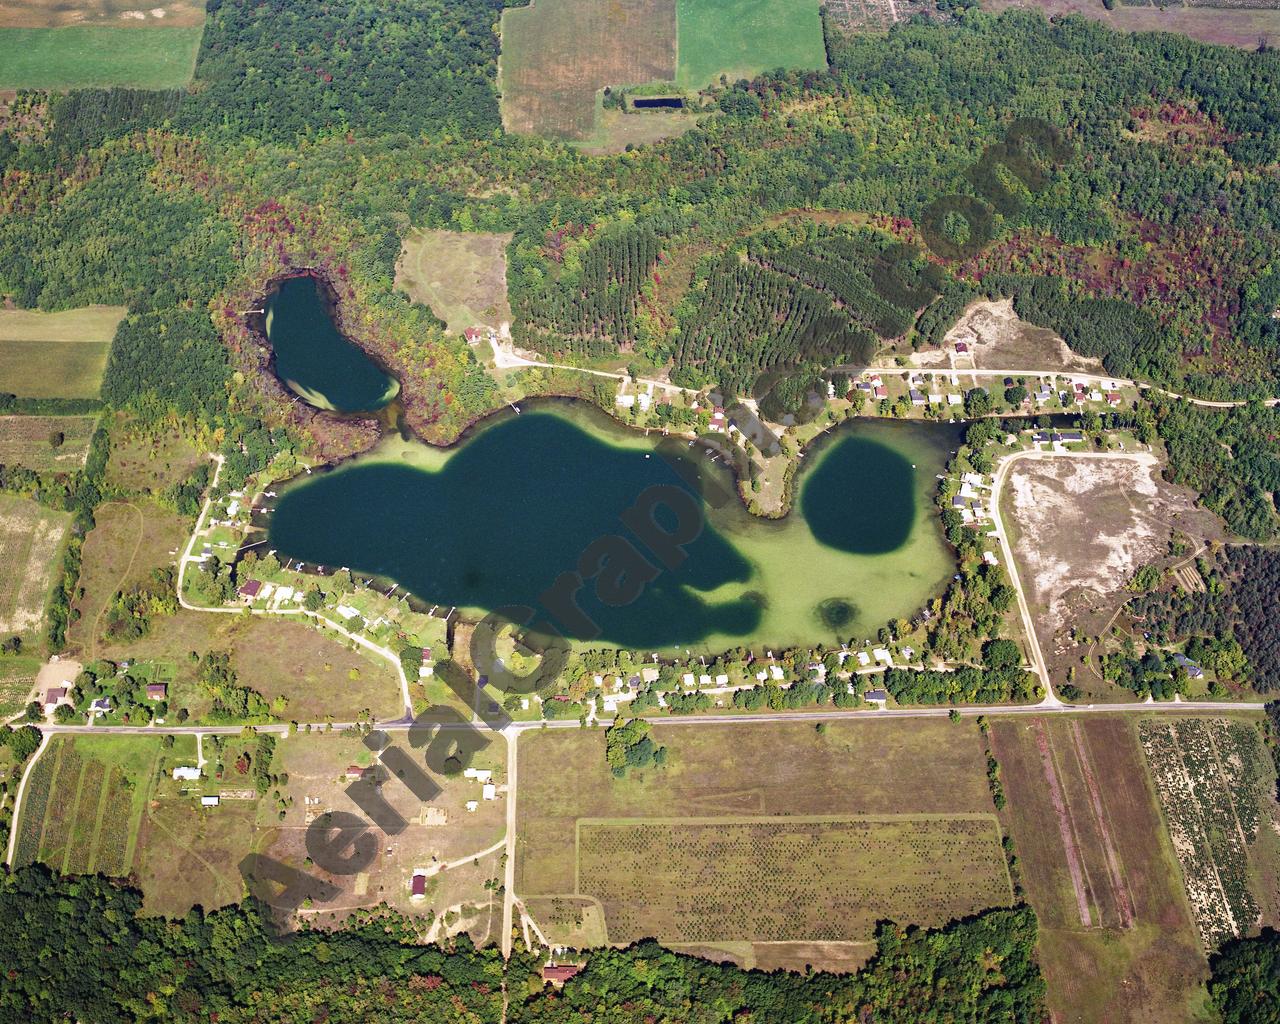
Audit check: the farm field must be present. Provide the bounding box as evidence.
[0,0,205,28]
[516,718,1008,967]
[985,0,1280,49]
[1139,717,1280,948]
[0,654,40,718]
[0,494,71,648]
[675,0,825,90]
[991,715,1209,1024]
[67,499,187,660]
[11,735,177,877]
[257,733,506,935]
[0,26,203,90]
[396,229,513,334]
[0,415,98,473]
[0,306,123,398]
[500,0,676,140]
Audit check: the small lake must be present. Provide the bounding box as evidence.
[264,276,399,413]
[267,404,959,652]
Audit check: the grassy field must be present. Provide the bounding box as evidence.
[104,415,205,495]
[570,101,706,154]
[396,229,513,334]
[517,718,1006,967]
[501,0,677,140]
[0,306,123,398]
[93,610,406,723]
[992,715,1212,1023]
[0,26,203,90]
[0,494,71,648]
[675,0,825,90]
[67,499,187,660]
[0,415,99,474]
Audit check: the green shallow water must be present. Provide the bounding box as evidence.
[267,404,960,652]
[264,276,398,413]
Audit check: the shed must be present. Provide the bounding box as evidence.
[201,795,220,807]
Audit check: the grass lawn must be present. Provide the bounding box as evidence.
[517,717,1002,966]
[0,415,98,474]
[0,306,124,399]
[0,26,203,90]
[676,0,825,90]
[0,494,71,648]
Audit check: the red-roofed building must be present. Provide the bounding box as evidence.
[238,579,262,600]
[410,872,427,900]
[345,765,367,781]
[542,963,584,986]
[463,327,482,344]
[146,683,167,701]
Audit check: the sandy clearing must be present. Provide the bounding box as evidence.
[1007,456,1164,633]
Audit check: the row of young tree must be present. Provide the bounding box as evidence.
[0,865,1046,1023]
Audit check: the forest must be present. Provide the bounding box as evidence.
[0,866,1045,1023]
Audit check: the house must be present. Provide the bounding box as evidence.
[43,687,67,713]
[463,327,482,345]
[463,767,492,782]
[714,673,729,685]
[1106,391,1122,406]
[237,579,262,601]
[681,672,695,687]
[709,408,726,433]
[698,673,712,687]
[1173,653,1205,679]
[873,385,888,399]
[873,648,892,665]
[983,551,999,566]
[89,697,112,716]
[641,666,660,684]
[951,497,966,509]
[909,389,926,406]
[947,392,963,406]
[335,604,360,620]
[146,683,167,701]
[1057,430,1085,443]
[864,689,890,703]
[411,871,428,900]
[201,795,220,807]
[769,665,784,681]
[465,800,479,812]
[954,342,969,354]
[856,651,871,667]
[1031,431,1052,444]
[345,765,367,781]
[173,766,201,781]
[542,963,584,986]
[482,783,497,801]
[928,392,943,405]
[616,393,636,409]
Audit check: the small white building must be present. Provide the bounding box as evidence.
[201,795,220,807]
[173,766,201,781]
[482,784,497,801]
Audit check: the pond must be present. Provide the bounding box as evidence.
[264,275,399,413]
[267,404,960,652]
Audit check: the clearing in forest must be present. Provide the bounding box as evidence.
[991,715,1208,1024]
[0,415,98,473]
[985,0,1280,51]
[922,299,1104,373]
[0,306,123,398]
[396,229,513,335]
[517,718,1006,969]
[0,494,70,645]
[500,0,677,140]
[675,0,825,90]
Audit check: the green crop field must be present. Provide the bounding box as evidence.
[0,415,99,473]
[0,306,124,399]
[0,26,203,90]
[0,654,40,718]
[676,0,826,90]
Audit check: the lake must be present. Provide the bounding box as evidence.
[267,404,960,652]
[264,275,399,413]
